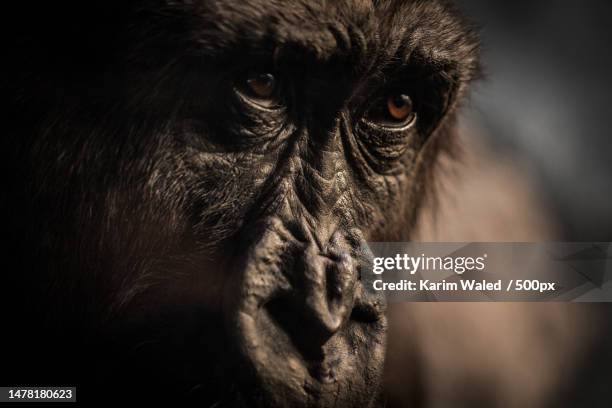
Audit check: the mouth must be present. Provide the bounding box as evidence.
[222,310,387,408]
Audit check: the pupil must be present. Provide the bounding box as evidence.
[257,73,274,87]
[393,94,411,108]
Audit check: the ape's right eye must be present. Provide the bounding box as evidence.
[235,71,282,110]
[246,73,276,98]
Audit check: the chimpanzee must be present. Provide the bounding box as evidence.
[1,1,480,406]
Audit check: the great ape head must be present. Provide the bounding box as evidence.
[3,0,479,406]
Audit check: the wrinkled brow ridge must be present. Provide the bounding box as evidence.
[163,0,476,73]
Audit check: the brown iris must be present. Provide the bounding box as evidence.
[387,94,414,122]
[246,73,276,99]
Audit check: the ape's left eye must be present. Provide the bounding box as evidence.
[365,92,417,129]
[236,72,281,109]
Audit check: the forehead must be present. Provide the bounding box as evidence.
[158,0,475,67]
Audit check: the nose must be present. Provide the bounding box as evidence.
[233,219,360,349]
[224,218,386,401]
[267,233,358,352]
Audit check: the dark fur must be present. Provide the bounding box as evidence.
[1,1,479,406]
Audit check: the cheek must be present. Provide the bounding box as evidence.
[341,151,416,235]
[121,255,231,321]
[152,147,278,247]
[354,173,415,241]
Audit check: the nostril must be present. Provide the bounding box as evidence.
[326,263,342,299]
[350,300,382,323]
[265,294,327,362]
[351,285,386,323]
[331,281,343,297]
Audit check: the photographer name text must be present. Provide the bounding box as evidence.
[372,279,557,293]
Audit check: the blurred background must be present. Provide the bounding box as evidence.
[457,0,612,240]
[390,1,612,407]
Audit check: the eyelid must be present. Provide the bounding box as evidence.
[361,112,417,132]
[234,84,284,112]
[360,94,417,129]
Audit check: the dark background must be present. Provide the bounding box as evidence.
[456,1,612,405]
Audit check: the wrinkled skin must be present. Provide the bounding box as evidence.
[1,0,478,406]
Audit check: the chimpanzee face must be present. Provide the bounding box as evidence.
[3,0,479,406]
